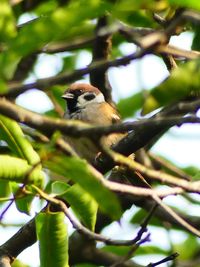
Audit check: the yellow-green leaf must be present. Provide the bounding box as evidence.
[0,0,17,41]
[0,115,41,165]
[36,211,69,267]
[45,156,122,220]
[63,183,98,231]
[0,155,44,187]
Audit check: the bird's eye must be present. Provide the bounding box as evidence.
[84,93,95,101]
[78,89,83,93]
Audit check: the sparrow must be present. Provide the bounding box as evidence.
[62,83,125,163]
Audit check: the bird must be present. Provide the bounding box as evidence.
[62,83,125,163]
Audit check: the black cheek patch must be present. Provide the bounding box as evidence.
[84,93,95,101]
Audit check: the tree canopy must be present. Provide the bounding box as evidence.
[0,1,200,267]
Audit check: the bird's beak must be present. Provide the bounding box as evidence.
[62,92,74,99]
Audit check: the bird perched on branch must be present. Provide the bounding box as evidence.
[62,83,125,163]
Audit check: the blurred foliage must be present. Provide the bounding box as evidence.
[142,60,200,114]
[0,0,200,267]
[11,259,30,267]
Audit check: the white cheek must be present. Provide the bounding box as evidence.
[77,93,105,107]
[96,93,105,103]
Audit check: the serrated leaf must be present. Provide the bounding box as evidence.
[0,115,41,165]
[36,211,69,267]
[45,156,122,220]
[0,155,44,187]
[142,60,200,114]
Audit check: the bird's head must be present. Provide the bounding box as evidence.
[62,83,105,113]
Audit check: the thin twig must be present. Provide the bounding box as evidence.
[4,18,192,99]
[152,194,200,237]
[90,15,113,103]
[102,149,200,193]
[149,152,191,181]
[110,205,157,267]
[147,252,179,267]
[32,185,150,246]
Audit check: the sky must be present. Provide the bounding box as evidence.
[2,23,200,266]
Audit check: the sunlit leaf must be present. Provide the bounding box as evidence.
[169,0,200,10]
[0,155,44,187]
[45,156,122,220]
[0,180,10,198]
[0,115,41,165]
[53,180,98,230]
[11,259,30,267]
[36,211,69,267]
[51,181,70,195]
[0,0,17,41]
[62,183,98,231]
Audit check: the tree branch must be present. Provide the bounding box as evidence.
[90,15,113,103]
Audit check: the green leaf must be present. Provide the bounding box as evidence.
[192,25,200,51]
[75,264,96,267]
[135,245,168,256]
[102,244,167,257]
[0,80,8,94]
[0,0,17,41]
[9,0,108,57]
[51,181,71,195]
[169,0,200,10]
[182,166,199,178]
[174,234,199,260]
[142,60,200,114]
[0,180,10,198]
[11,182,34,215]
[11,259,30,267]
[0,155,44,187]
[101,245,131,256]
[63,184,98,231]
[0,115,41,165]
[45,156,122,220]
[36,211,69,267]
[15,194,34,215]
[0,52,20,80]
[117,92,143,119]
[52,181,97,230]
[131,209,161,227]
